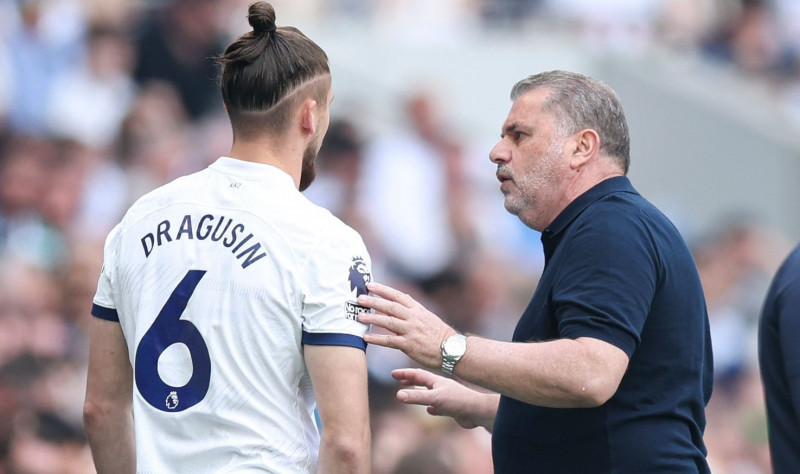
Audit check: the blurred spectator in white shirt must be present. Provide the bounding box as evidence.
[47,25,137,149]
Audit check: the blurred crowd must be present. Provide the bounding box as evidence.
[0,0,797,473]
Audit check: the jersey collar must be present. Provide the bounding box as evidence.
[208,157,296,189]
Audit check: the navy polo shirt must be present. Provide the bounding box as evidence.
[759,243,800,474]
[491,177,713,474]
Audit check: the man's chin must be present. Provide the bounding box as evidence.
[503,201,521,216]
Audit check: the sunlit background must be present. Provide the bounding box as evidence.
[1,0,797,472]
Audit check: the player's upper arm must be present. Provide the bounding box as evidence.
[304,344,370,472]
[304,344,369,432]
[299,224,372,340]
[85,317,132,411]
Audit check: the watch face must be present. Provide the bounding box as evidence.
[444,335,466,355]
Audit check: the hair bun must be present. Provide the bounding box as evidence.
[248,2,277,35]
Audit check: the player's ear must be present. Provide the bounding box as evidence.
[569,128,599,170]
[299,98,318,136]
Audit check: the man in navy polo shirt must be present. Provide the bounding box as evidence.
[759,243,800,474]
[357,70,713,473]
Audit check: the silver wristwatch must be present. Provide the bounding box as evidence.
[441,333,468,375]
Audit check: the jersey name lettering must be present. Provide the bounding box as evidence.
[140,214,267,269]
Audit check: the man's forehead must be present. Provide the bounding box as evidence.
[512,88,550,111]
[502,91,548,129]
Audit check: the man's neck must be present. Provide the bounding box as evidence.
[228,138,302,189]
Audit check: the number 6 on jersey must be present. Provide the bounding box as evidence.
[135,270,211,412]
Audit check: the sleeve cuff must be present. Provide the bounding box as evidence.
[302,331,367,351]
[91,303,119,322]
[560,327,636,357]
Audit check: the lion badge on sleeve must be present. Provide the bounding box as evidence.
[345,256,371,320]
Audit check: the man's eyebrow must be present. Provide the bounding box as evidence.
[501,122,519,137]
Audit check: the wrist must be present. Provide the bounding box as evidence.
[475,392,500,432]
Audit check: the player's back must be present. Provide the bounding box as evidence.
[103,158,363,472]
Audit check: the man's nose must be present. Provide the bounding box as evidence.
[489,141,509,164]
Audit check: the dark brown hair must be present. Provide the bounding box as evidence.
[217,2,330,138]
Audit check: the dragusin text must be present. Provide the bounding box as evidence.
[140,214,267,269]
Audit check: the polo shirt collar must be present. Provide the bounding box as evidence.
[543,176,637,238]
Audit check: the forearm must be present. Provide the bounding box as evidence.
[84,403,135,474]
[356,283,624,408]
[454,336,624,408]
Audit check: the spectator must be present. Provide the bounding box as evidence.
[4,0,85,135]
[47,24,137,150]
[358,89,468,286]
[132,0,225,121]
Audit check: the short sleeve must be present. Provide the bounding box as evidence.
[300,226,372,351]
[552,204,658,356]
[91,224,122,322]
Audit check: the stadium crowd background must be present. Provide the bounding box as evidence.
[0,0,798,472]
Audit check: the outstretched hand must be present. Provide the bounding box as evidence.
[391,368,498,431]
[357,281,453,370]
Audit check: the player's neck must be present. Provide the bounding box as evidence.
[228,138,303,189]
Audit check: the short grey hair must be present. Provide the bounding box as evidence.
[511,70,630,173]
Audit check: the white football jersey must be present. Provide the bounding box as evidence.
[92,157,372,473]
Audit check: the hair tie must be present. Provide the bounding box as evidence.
[252,19,277,35]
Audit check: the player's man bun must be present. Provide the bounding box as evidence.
[217,2,279,69]
[248,2,277,36]
[217,1,330,138]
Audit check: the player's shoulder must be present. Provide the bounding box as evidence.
[117,170,208,228]
[289,194,363,243]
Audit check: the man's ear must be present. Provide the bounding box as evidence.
[569,128,600,170]
[299,98,318,136]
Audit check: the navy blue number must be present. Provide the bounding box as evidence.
[135,270,210,412]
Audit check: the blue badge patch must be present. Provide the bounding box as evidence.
[346,256,371,321]
[348,256,371,297]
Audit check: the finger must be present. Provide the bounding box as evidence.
[358,312,404,334]
[365,282,417,307]
[363,281,395,298]
[391,368,438,389]
[397,387,436,406]
[357,294,408,319]
[362,332,398,348]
